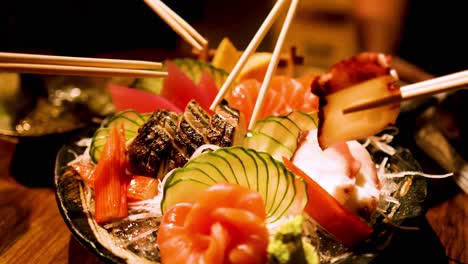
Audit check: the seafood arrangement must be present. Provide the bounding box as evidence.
[55,51,432,264]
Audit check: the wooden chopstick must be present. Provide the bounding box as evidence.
[144,0,207,53]
[248,0,299,130]
[343,69,468,114]
[0,52,162,69]
[0,63,167,78]
[209,0,288,112]
[155,0,207,47]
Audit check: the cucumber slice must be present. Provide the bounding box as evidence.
[140,112,153,121]
[106,109,147,128]
[244,111,319,161]
[173,58,228,88]
[244,131,294,160]
[287,111,319,131]
[89,127,109,163]
[161,146,308,224]
[132,77,164,95]
[162,178,212,212]
[164,167,219,186]
[254,118,299,145]
[227,147,258,192]
[257,152,280,216]
[269,167,294,223]
[183,161,228,182]
[217,149,250,189]
[183,152,238,184]
[89,110,150,163]
[131,58,229,94]
[252,151,271,212]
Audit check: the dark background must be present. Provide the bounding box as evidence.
[1,0,466,76]
[0,0,275,59]
[0,0,195,56]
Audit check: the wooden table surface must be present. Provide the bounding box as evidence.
[0,138,466,264]
[0,139,102,264]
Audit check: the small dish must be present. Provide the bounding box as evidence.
[0,73,114,139]
[0,73,112,186]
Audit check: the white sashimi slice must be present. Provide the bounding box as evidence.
[292,130,380,216]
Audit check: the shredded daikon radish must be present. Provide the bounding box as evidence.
[67,137,93,166]
[190,144,220,160]
[375,209,420,231]
[159,169,176,193]
[377,155,453,179]
[128,192,163,215]
[383,195,400,206]
[362,134,397,156]
[380,171,453,179]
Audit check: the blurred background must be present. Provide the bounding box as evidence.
[0,0,466,75]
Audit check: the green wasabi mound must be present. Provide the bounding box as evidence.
[268,215,319,264]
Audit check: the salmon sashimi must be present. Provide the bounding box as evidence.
[226,75,319,126]
[157,183,269,264]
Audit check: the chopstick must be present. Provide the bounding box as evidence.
[343,69,468,114]
[0,63,167,78]
[248,0,299,130]
[209,0,288,112]
[0,52,162,69]
[144,0,208,54]
[0,51,167,78]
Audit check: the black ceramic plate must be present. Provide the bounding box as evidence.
[54,129,449,264]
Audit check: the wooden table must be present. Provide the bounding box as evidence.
[0,139,466,264]
[0,139,102,264]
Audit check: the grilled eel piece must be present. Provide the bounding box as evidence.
[127,110,179,178]
[127,100,242,179]
[208,100,245,147]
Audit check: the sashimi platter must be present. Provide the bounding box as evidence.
[54,1,450,264]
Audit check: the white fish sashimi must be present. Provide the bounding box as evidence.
[292,130,380,217]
